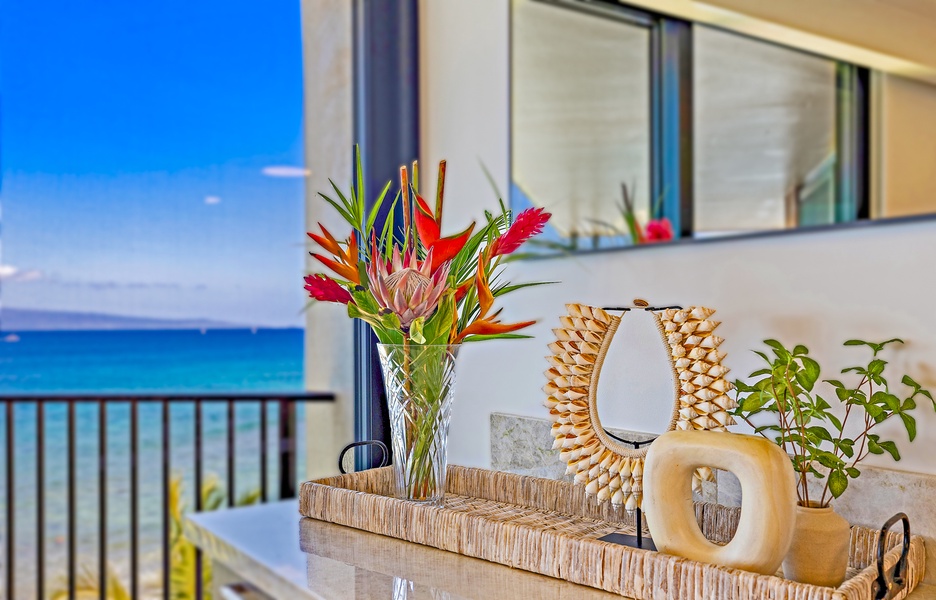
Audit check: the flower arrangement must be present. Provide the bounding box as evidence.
[303,147,551,502]
[732,338,934,507]
[303,147,551,347]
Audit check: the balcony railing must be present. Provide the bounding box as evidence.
[0,392,334,600]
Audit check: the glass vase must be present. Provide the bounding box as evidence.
[377,343,460,505]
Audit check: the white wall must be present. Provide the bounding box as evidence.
[420,0,936,477]
[301,0,355,478]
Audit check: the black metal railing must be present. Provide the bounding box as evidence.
[0,392,334,600]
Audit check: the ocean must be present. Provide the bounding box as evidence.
[0,328,306,597]
[0,328,304,394]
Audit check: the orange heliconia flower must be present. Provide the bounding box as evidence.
[454,254,536,343]
[307,224,360,284]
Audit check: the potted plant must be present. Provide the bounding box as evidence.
[732,338,934,586]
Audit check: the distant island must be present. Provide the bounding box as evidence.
[0,307,246,331]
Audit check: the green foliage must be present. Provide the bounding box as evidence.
[732,338,934,507]
[50,566,131,600]
[422,292,456,346]
[317,146,393,258]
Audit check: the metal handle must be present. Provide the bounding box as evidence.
[872,513,911,600]
[338,440,389,474]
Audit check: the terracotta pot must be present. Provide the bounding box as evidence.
[782,503,851,587]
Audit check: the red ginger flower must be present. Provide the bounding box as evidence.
[304,274,353,304]
[490,207,551,257]
[644,218,674,243]
[308,224,360,284]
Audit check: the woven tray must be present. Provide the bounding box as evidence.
[299,465,926,600]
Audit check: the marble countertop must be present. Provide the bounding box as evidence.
[186,500,935,600]
[185,500,623,599]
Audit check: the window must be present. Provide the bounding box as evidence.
[0,2,309,594]
[0,0,307,393]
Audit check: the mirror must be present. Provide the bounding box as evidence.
[511,0,652,253]
[694,26,839,235]
[511,0,936,255]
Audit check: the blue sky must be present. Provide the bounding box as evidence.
[0,0,307,327]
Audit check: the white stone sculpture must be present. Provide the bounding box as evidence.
[643,430,797,575]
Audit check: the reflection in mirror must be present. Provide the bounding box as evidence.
[694,27,839,236]
[512,1,936,250]
[594,310,676,444]
[511,0,651,253]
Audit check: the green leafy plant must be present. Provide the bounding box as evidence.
[732,338,934,507]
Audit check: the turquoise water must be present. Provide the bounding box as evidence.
[0,329,306,597]
[0,328,304,393]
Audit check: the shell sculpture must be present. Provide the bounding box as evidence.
[544,303,736,511]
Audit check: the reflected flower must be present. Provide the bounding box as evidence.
[644,218,674,243]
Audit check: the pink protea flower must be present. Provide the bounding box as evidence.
[644,218,674,243]
[367,246,450,330]
[490,207,551,257]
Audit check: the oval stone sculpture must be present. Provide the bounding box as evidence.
[643,430,797,575]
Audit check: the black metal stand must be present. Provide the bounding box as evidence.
[595,435,656,551]
[596,301,677,551]
[598,507,657,551]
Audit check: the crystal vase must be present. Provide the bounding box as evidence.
[377,343,460,504]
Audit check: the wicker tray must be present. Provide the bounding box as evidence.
[299,465,926,600]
